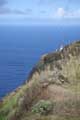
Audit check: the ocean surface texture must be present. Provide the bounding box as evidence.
[0,25,80,98]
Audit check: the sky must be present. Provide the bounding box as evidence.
[0,0,80,24]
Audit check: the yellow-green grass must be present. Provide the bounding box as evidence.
[21,112,80,120]
[0,79,41,119]
[62,56,80,92]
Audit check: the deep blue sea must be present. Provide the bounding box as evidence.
[0,25,80,98]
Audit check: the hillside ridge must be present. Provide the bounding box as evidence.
[0,40,80,120]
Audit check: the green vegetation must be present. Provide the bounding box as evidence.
[32,100,53,115]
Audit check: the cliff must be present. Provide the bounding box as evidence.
[0,41,80,120]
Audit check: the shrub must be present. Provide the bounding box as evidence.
[32,100,53,115]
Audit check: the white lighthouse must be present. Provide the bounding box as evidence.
[59,45,63,51]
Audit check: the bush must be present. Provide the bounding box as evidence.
[32,100,53,115]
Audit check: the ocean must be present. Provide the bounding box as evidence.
[0,25,80,98]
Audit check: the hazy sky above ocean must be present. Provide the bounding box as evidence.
[0,0,80,24]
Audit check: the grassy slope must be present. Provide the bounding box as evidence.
[0,41,80,120]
